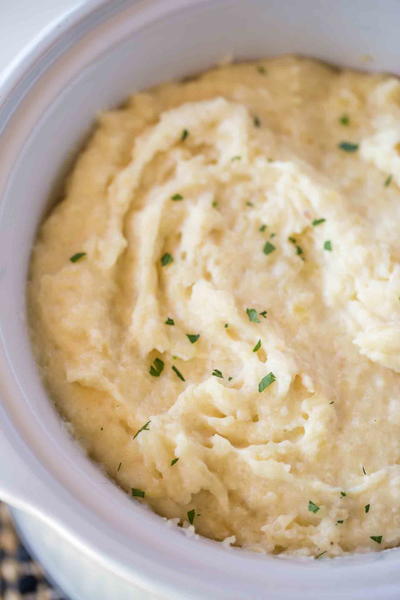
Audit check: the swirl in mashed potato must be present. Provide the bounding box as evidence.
[29,56,400,557]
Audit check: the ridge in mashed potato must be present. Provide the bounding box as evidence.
[28,56,400,557]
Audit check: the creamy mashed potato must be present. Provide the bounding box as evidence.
[29,56,400,557]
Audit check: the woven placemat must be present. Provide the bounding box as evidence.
[0,502,67,600]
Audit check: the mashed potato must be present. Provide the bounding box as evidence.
[28,56,400,557]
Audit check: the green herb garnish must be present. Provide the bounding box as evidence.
[289,237,303,256]
[224,323,229,328]
[336,520,344,524]
[253,339,262,352]
[171,193,183,201]
[70,252,86,263]
[315,551,327,559]
[212,200,219,208]
[324,240,332,251]
[362,465,367,475]
[365,504,370,513]
[131,488,145,498]
[133,420,151,439]
[384,174,392,187]
[231,155,241,161]
[149,358,164,377]
[253,115,261,128]
[187,509,196,525]
[340,491,347,497]
[258,372,276,392]
[246,308,260,323]
[339,115,350,126]
[117,462,122,472]
[181,129,189,141]
[246,201,254,207]
[257,65,266,74]
[172,365,185,382]
[170,457,179,466]
[338,141,358,152]
[259,310,268,318]
[312,218,326,227]
[370,535,382,544]
[212,369,223,378]
[186,334,200,344]
[165,317,175,325]
[161,253,173,266]
[263,241,276,255]
[308,500,320,513]
[259,224,267,232]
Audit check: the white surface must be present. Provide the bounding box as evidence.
[0,0,84,77]
[1,1,400,599]
[12,507,159,600]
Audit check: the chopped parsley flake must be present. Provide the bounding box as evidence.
[212,200,219,208]
[181,129,189,141]
[224,323,229,328]
[117,462,122,472]
[133,420,151,439]
[259,224,267,232]
[259,310,268,318]
[365,504,370,513]
[257,65,266,74]
[308,500,320,513]
[362,465,367,475]
[384,174,392,187]
[336,520,344,524]
[70,252,86,263]
[253,115,261,128]
[172,365,185,382]
[228,376,233,381]
[149,358,164,377]
[186,334,200,344]
[340,491,347,497]
[339,115,350,126]
[231,155,241,161]
[246,201,254,207]
[289,237,303,256]
[253,339,262,352]
[263,241,276,255]
[315,551,327,560]
[312,218,326,227]
[246,308,260,323]
[258,372,276,392]
[370,535,382,544]
[165,317,175,325]
[324,240,332,251]
[171,193,183,201]
[131,488,145,498]
[212,369,223,378]
[161,253,173,266]
[338,141,359,152]
[170,457,179,466]
[187,509,196,525]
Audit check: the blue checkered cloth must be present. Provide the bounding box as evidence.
[0,503,67,599]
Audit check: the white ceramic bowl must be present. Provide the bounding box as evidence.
[1,1,400,598]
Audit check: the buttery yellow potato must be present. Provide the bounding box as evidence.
[29,56,400,557]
